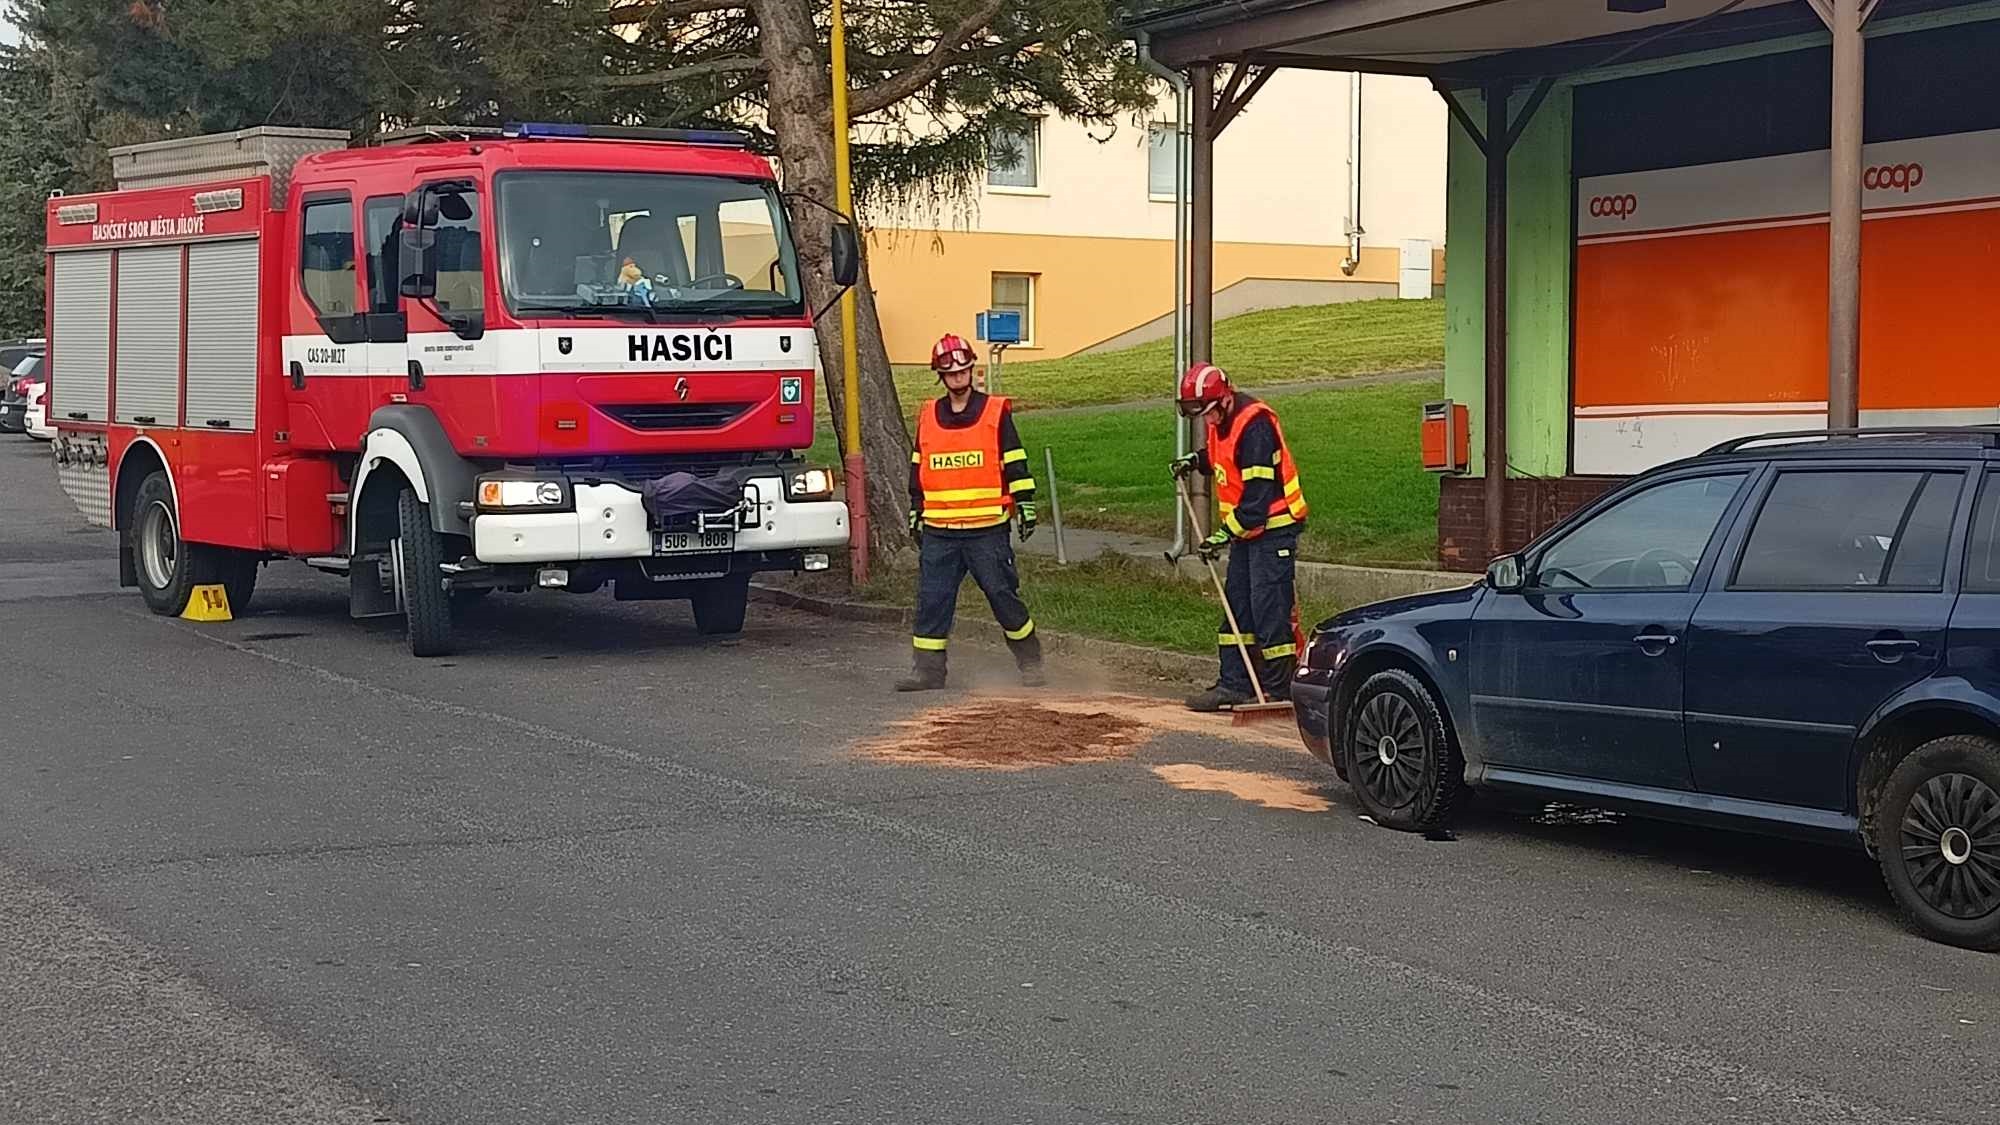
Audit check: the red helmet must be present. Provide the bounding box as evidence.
[1177,362,1231,417]
[931,333,977,376]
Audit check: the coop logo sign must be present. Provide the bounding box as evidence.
[1588,194,1639,220]
[1864,162,1925,192]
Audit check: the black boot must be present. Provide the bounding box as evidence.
[895,649,948,692]
[1259,657,1297,702]
[1009,632,1046,688]
[1185,682,1255,712]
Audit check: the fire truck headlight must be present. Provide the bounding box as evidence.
[788,468,835,501]
[476,476,572,511]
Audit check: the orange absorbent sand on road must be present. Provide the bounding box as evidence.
[859,693,1302,771]
[1149,764,1332,813]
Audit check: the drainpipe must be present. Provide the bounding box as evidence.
[1341,72,1364,276]
[1137,32,1192,555]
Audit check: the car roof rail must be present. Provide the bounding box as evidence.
[1703,426,2000,456]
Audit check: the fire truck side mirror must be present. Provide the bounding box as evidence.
[398,225,438,299]
[830,223,859,288]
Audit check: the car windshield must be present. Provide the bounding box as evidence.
[496,171,803,318]
[12,355,41,379]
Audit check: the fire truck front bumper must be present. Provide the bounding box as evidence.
[471,476,848,566]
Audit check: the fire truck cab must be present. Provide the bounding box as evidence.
[44,124,856,655]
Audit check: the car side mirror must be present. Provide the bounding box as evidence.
[1486,553,1524,592]
[830,223,859,288]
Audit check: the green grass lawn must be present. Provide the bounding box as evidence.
[808,299,1446,569]
[1018,378,1443,567]
[846,551,1395,657]
[885,297,1442,411]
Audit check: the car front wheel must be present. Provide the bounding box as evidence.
[1345,668,1461,833]
[1876,735,2000,950]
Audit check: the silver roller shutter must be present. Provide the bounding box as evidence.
[114,246,182,425]
[50,251,111,423]
[184,240,260,431]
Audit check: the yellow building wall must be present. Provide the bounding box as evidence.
[864,228,1417,365]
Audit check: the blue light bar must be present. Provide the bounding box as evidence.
[507,122,587,138]
[502,122,751,148]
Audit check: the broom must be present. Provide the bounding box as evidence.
[1174,480,1296,726]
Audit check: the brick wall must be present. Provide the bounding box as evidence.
[1437,475,1621,572]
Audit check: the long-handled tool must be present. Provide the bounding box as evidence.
[1174,480,1295,727]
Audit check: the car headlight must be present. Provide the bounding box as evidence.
[788,467,836,501]
[476,476,571,511]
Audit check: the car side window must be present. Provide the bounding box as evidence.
[1962,473,2000,593]
[1533,473,1746,591]
[1734,470,1964,591]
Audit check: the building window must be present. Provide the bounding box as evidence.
[1147,123,1177,198]
[987,121,1040,190]
[990,273,1035,345]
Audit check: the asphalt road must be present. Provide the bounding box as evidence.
[3,436,1999,1125]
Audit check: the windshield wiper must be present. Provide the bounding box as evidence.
[518,302,656,324]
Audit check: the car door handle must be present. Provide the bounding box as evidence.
[407,359,425,390]
[1867,637,1921,662]
[289,360,306,390]
[1632,632,1678,647]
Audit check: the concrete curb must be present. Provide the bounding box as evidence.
[749,582,1215,687]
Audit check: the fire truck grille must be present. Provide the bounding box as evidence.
[600,402,752,431]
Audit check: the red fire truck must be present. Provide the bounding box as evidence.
[44,124,857,655]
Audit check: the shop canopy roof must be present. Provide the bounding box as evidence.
[1129,0,1977,83]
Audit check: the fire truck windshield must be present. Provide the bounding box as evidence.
[496,171,804,318]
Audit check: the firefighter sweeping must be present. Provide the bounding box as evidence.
[1171,362,1308,718]
[896,334,1046,692]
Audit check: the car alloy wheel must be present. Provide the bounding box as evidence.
[1899,772,2000,920]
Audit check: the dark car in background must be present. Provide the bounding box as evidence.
[1292,427,2000,951]
[0,352,43,435]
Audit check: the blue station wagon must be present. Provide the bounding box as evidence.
[1291,428,2000,950]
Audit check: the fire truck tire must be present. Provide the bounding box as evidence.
[130,472,262,618]
[210,551,259,616]
[690,572,749,636]
[396,488,457,657]
[131,472,195,616]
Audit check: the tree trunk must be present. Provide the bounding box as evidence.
[753,0,913,568]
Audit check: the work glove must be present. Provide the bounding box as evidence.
[1017,501,1038,542]
[1195,528,1230,562]
[1169,453,1202,481]
[907,507,923,545]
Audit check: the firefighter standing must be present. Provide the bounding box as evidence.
[1171,362,1310,712]
[896,333,1045,691]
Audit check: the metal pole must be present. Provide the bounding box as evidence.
[830,0,868,583]
[1827,0,1864,431]
[1045,447,1067,566]
[1134,34,1191,555]
[1483,83,1510,561]
[1342,72,1365,276]
[1189,62,1216,533]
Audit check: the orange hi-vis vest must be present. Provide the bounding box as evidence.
[1208,399,1309,538]
[916,395,1014,530]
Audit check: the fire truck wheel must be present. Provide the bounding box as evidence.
[395,488,457,657]
[131,471,197,616]
[210,551,259,616]
[690,572,750,636]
